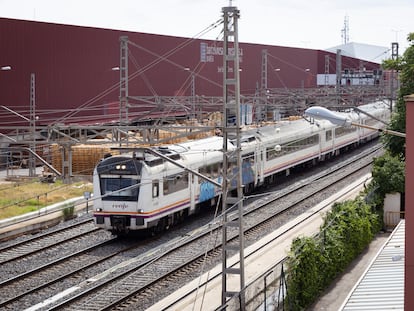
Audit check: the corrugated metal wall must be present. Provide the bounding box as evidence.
[0,18,380,125]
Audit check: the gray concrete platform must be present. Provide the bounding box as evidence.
[148,174,377,311]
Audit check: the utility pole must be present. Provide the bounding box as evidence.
[119,36,129,144]
[260,49,268,121]
[336,49,342,104]
[324,55,330,87]
[183,67,197,119]
[189,70,196,119]
[390,42,399,113]
[29,73,36,177]
[221,5,245,310]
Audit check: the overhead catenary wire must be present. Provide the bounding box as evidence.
[54,18,224,125]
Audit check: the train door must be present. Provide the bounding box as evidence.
[256,143,265,184]
[324,129,334,159]
[189,173,197,214]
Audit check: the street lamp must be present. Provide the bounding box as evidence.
[304,106,406,138]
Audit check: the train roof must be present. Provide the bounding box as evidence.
[165,136,226,153]
[108,100,389,168]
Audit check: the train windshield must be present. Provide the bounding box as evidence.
[97,156,142,202]
[100,177,139,201]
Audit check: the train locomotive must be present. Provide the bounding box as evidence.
[92,102,390,234]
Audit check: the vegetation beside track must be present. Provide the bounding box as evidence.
[0,179,92,220]
[285,197,380,310]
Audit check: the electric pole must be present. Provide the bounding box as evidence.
[221,5,245,310]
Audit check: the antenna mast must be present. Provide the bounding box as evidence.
[341,15,349,44]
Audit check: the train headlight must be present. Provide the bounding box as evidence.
[274,145,281,152]
[96,208,102,212]
[138,209,144,213]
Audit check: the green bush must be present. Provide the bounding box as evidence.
[62,203,75,220]
[285,198,379,310]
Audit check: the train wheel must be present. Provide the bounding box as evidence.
[152,218,167,235]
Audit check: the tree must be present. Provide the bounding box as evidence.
[382,32,414,158]
[371,153,405,197]
[363,34,412,219]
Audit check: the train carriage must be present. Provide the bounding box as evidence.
[93,101,390,234]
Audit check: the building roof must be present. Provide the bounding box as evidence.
[326,42,390,64]
[340,220,405,310]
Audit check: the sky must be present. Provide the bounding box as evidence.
[0,0,412,53]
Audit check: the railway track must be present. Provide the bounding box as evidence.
[36,144,381,311]
[0,238,118,309]
[0,218,95,265]
[0,219,216,309]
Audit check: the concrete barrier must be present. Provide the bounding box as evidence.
[0,196,88,241]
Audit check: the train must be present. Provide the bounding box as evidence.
[92,101,390,234]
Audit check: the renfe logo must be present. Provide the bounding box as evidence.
[112,203,128,210]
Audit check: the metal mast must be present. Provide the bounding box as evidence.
[260,49,268,121]
[260,49,268,92]
[221,5,245,309]
[29,73,36,177]
[336,49,342,104]
[119,36,129,129]
[390,42,399,112]
[190,72,196,119]
[324,55,330,87]
[341,15,349,44]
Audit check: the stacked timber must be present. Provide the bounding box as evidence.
[50,144,119,176]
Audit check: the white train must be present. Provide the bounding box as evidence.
[92,102,390,234]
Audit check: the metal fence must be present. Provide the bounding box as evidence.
[217,259,288,311]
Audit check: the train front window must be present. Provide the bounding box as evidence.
[96,156,142,201]
[100,177,139,201]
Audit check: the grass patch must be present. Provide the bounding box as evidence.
[0,179,93,220]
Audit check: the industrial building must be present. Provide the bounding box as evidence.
[0,17,393,179]
[0,17,386,127]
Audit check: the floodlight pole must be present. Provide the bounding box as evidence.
[304,106,406,138]
[221,5,245,309]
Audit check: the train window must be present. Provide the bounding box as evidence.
[211,162,220,178]
[199,162,221,180]
[163,172,189,195]
[326,130,332,141]
[266,146,279,160]
[365,118,378,126]
[152,180,159,198]
[335,126,357,137]
[199,165,207,177]
[243,152,254,163]
[266,134,319,160]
